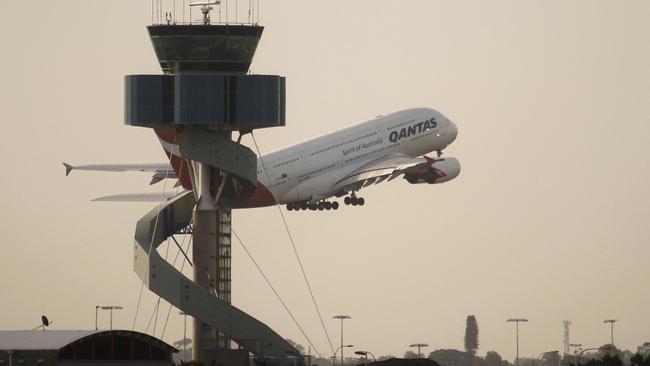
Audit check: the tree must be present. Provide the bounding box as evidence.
[464,315,479,355]
[429,349,468,366]
[378,355,397,361]
[584,354,624,366]
[484,351,505,366]
[542,352,561,366]
[630,353,650,366]
[405,351,420,359]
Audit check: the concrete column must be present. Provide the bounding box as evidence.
[192,162,220,362]
[192,207,219,362]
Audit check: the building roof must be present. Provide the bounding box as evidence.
[0,330,177,352]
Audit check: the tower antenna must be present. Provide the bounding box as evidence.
[190,0,221,25]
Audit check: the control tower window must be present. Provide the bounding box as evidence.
[153,36,257,62]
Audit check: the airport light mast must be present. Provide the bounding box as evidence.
[506,318,528,366]
[95,305,123,330]
[409,343,429,359]
[125,1,297,364]
[333,315,351,366]
[603,319,618,346]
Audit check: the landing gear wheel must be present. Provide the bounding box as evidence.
[308,203,317,211]
[332,201,339,210]
[344,197,351,205]
[324,202,332,210]
[301,203,308,211]
[351,197,358,206]
[358,197,365,206]
[317,202,325,211]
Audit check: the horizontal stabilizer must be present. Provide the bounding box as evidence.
[61,162,171,173]
[92,190,190,202]
[61,162,176,183]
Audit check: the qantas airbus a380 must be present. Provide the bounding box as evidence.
[64,108,460,211]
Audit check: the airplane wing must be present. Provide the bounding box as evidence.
[92,190,190,202]
[62,162,176,185]
[331,154,434,193]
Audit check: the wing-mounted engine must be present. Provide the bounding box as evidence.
[404,156,460,184]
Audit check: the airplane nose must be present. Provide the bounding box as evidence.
[447,121,458,142]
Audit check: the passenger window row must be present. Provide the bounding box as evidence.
[344,145,392,164]
[272,157,299,169]
[297,163,336,180]
[269,180,287,188]
[308,131,379,157]
[392,119,415,129]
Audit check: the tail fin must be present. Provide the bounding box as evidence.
[62,163,73,176]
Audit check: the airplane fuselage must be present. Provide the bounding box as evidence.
[256,108,457,205]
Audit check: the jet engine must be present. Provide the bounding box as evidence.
[404,156,460,184]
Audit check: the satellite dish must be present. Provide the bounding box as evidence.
[31,315,53,331]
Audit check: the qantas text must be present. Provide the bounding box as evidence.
[389,118,437,143]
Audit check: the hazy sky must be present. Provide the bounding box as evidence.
[1,0,649,361]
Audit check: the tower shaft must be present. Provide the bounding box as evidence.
[191,158,233,360]
[192,208,220,359]
[192,205,232,360]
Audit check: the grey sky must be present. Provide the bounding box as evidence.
[0,0,649,360]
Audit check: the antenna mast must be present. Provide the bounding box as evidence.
[190,1,221,25]
[563,320,572,355]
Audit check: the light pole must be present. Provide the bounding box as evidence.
[576,345,614,366]
[7,350,14,366]
[603,319,618,346]
[506,318,529,366]
[333,315,351,366]
[355,351,376,365]
[95,305,123,330]
[333,345,353,366]
[537,350,559,366]
[409,343,429,359]
[355,351,368,366]
[576,347,599,365]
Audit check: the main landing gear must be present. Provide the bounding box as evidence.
[286,201,339,211]
[344,192,365,206]
[286,192,366,211]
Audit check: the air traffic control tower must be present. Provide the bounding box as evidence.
[124,2,299,365]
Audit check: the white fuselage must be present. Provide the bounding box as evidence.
[256,108,458,204]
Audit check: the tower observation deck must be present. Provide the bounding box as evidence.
[124,2,297,365]
[148,24,264,74]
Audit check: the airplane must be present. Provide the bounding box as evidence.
[64,107,460,211]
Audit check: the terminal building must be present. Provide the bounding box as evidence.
[0,330,177,366]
